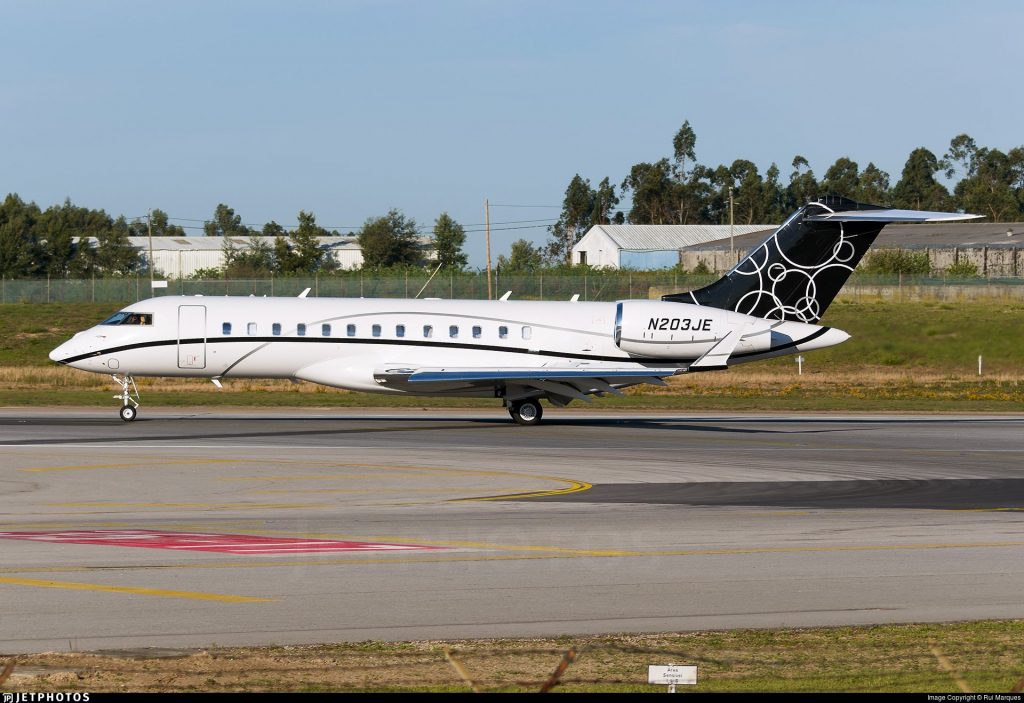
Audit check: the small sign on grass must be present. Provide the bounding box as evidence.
[648,664,697,692]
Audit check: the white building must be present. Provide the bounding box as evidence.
[571,224,776,269]
[76,236,434,278]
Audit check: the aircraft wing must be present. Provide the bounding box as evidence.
[405,367,681,383]
[375,366,681,405]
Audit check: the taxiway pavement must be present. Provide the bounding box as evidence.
[1,408,1022,653]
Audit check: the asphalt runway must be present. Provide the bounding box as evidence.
[1,408,1023,653]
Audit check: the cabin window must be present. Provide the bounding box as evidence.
[297,323,306,336]
[423,325,433,338]
[472,325,482,339]
[396,324,405,338]
[449,325,459,338]
[272,323,282,336]
[222,322,232,336]
[498,325,508,339]
[372,324,382,337]
[521,326,532,340]
[347,324,356,337]
[321,323,331,337]
[247,322,257,336]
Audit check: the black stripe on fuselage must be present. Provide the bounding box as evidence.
[54,326,833,368]
[57,336,632,365]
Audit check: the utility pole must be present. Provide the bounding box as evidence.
[147,210,154,289]
[485,198,492,301]
[729,186,735,256]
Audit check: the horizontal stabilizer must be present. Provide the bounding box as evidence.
[806,208,983,223]
[687,323,759,372]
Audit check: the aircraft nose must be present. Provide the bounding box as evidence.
[50,341,72,364]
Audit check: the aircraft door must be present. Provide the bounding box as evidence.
[177,305,207,369]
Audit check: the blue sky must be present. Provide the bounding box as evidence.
[2,0,1021,266]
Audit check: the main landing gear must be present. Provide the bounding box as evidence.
[508,398,543,426]
[112,374,140,422]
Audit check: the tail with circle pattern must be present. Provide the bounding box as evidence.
[662,196,980,323]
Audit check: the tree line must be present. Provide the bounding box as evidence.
[0,196,469,278]
[541,124,1024,263]
[3,126,1021,278]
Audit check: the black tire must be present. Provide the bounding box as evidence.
[119,405,137,422]
[509,399,542,426]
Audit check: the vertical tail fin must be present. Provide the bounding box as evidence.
[662,196,980,323]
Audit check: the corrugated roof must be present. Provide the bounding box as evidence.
[588,224,776,251]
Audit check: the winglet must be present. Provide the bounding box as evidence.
[298,288,311,298]
[499,291,512,301]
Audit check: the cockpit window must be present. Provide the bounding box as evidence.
[101,312,153,326]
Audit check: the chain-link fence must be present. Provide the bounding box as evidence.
[1,272,1022,305]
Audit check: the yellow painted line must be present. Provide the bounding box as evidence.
[180,528,1024,560]
[215,462,590,502]
[20,459,239,473]
[2,540,1024,576]
[451,480,592,502]
[247,488,532,495]
[0,554,563,574]
[0,576,270,602]
[0,521,268,532]
[43,503,328,510]
[219,474,433,481]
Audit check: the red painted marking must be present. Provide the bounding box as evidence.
[0,530,445,555]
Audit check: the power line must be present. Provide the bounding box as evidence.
[488,203,561,208]
[158,215,558,234]
[158,222,556,235]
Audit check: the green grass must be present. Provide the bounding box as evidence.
[788,298,1024,374]
[2,300,1022,412]
[4,300,1021,372]
[0,302,124,366]
[15,620,1024,692]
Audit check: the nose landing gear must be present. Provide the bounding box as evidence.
[112,374,140,422]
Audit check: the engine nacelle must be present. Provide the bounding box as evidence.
[614,301,771,360]
[295,357,396,393]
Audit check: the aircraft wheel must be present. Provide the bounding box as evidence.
[509,399,542,426]
[119,405,137,422]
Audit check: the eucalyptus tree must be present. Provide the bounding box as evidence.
[892,148,951,211]
[432,212,468,270]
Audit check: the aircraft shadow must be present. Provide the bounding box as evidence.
[0,415,1019,446]
[521,478,1024,510]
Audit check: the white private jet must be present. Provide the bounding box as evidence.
[50,196,980,424]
